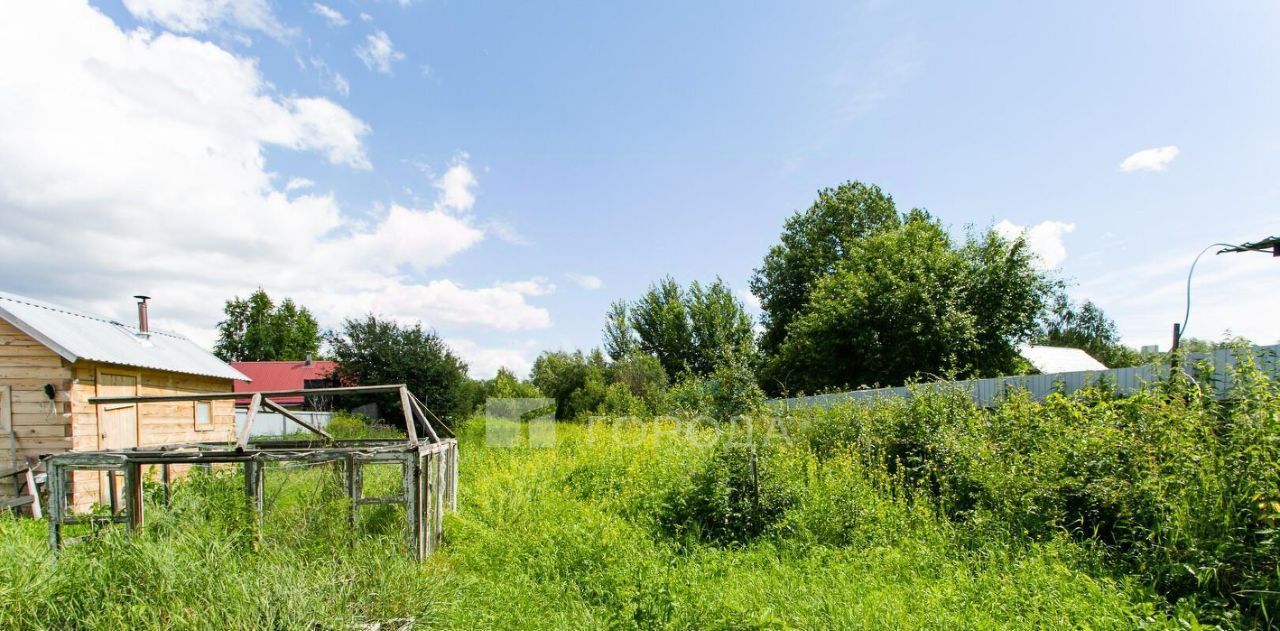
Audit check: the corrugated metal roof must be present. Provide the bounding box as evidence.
[0,290,249,382]
[231,361,337,404]
[1019,344,1108,373]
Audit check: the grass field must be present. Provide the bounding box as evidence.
[0,356,1276,629]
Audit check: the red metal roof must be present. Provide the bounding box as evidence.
[230,360,338,405]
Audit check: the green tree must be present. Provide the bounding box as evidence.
[603,300,636,361]
[609,277,756,381]
[630,277,695,378]
[961,226,1063,373]
[767,213,1054,392]
[530,349,610,419]
[749,182,902,357]
[1175,334,1254,354]
[484,367,543,399]
[687,279,756,376]
[1037,296,1140,368]
[214,288,320,362]
[609,353,668,413]
[328,316,471,425]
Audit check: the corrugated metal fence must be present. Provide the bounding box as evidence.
[771,345,1280,410]
[234,410,335,437]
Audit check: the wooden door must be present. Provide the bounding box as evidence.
[97,373,138,449]
[96,372,138,509]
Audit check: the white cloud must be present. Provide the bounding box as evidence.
[498,278,557,297]
[285,177,315,192]
[565,273,604,290]
[122,0,290,39]
[311,3,347,27]
[448,338,536,380]
[331,72,351,96]
[1120,146,1180,172]
[737,288,762,310]
[0,2,551,345]
[309,57,350,97]
[995,220,1076,268]
[486,220,532,246]
[355,30,404,75]
[359,12,374,22]
[434,161,478,212]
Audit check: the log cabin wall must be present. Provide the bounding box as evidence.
[0,320,74,481]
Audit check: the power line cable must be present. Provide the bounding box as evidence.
[1178,242,1244,349]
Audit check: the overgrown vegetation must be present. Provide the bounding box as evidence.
[4,352,1275,628]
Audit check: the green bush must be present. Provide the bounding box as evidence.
[659,428,799,545]
[780,348,1280,627]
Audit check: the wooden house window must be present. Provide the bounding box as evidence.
[194,400,213,431]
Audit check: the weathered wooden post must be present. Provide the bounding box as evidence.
[46,462,63,550]
[161,463,171,508]
[402,450,423,559]
[343,453,360,532]
[123,462,143,532]
[244,458,264,544]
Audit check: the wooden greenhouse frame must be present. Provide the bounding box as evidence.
[43,384,458,560]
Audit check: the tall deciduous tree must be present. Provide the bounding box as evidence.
[1037,297,1139,368]
[214,288,320,362]
[687,279,756,376]
[610,277,756,381]
[765,212,1055,393]
[749,181,901,357]
[630,277,696,378]
[328,316,471,424]
[603,300,636,361]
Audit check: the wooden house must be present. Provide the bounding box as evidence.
[0,291,249,511]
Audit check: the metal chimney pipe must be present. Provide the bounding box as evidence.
[134,295,151,333]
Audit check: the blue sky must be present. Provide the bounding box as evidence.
[1,1,1276,377]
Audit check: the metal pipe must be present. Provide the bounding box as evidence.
[133,295,150,333]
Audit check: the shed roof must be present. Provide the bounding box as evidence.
[231,360,337,405]
[0,290,249,382]
[1019,344,1108,373]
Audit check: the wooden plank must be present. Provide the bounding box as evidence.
[244,459,264,544]
[0,356,64,368]
[345,454,361,530]
[9,425,72,438]
[123,463,143,531]
[403,452,422,560]
[90,384,408,404]
[0,367,73,380]
[19,467,45,519]
[46,463,62,550]
[399,387,419,446]
[236,393,262,450]
[0,345,65,357]
[0,385,10,436]
[7,436,72,450]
